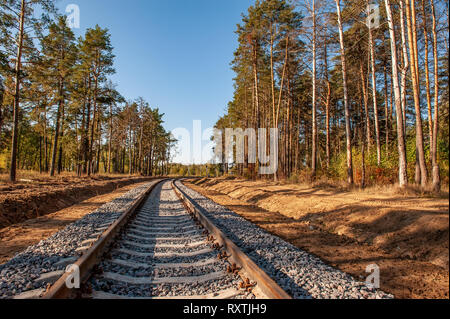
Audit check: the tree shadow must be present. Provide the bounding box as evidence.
[178,187,312,299]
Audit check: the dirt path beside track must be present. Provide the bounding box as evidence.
[0,175,155,228]
[185,178,449,299]
[0,181,152,264]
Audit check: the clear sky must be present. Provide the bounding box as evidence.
[57,0,255,164]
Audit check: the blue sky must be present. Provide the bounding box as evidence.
[57,0,255,164]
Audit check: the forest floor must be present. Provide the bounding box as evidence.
[184,177,449,299]
[0,172,156,229]
[0,180,153,264]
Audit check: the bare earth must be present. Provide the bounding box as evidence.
[0,181,152,265]
[0,174,155,228]
[185,177,449,299]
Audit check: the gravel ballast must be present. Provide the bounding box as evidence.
[88,181,249,299]
[0,180,160,299]
[176,180,394,299]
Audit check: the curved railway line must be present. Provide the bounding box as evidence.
[41,180,290,299]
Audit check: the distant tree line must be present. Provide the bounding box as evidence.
[168,163,221,177]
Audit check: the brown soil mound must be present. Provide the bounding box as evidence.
[0,176,155,228]
[187,177,449,299]
[0,181,152,264]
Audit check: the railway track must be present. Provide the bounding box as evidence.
[41,179,290,299]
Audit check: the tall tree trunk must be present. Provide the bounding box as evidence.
[335,0,354,185]
[108,103,113,174]
[50,80,64,177]
[9,0,26,182]
[138,121,143,174]
[251,39,260,178]
[44,108,48,172]
[400,0,409,137]
[368,12,382,166]
[324,39,331,170]
[88,75,99,176]
[84,77,91,175]
[270,23,276,128]
[360,60,372,152]
[411,0,420,86]
[122,147,125,173]
[274,36,289,181]
[311,1,317,178]
[57,101,65,175]
[430,0,441,192]
[361,90,367,189]
[96,118,101,173]
[0,102,3,136]
[244,91,249,172]
[421,0,433,147]
[128,126,132,175]
[405,0,428,187]
[75,111,82,176]
[295,96,300,172]
[39,135,42,173]
[383,62,390,156]
[288,79,293,175]
[385,0,408,187]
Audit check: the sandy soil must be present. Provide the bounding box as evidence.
[0,181,152,265]
[0,174,155,228]
[185,177,449,299]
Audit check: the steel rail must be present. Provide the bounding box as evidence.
[41,179,166,299]
[171,180,292,300]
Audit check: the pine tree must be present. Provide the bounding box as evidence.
[385,0,408,187]
[78,26,115,175]
[0,0,56,181]
[430,0,441,192]
[31,16,78,176]
[335,0,353,185]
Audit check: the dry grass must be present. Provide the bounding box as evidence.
[0,170,142,185]
[210,174,449,198]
